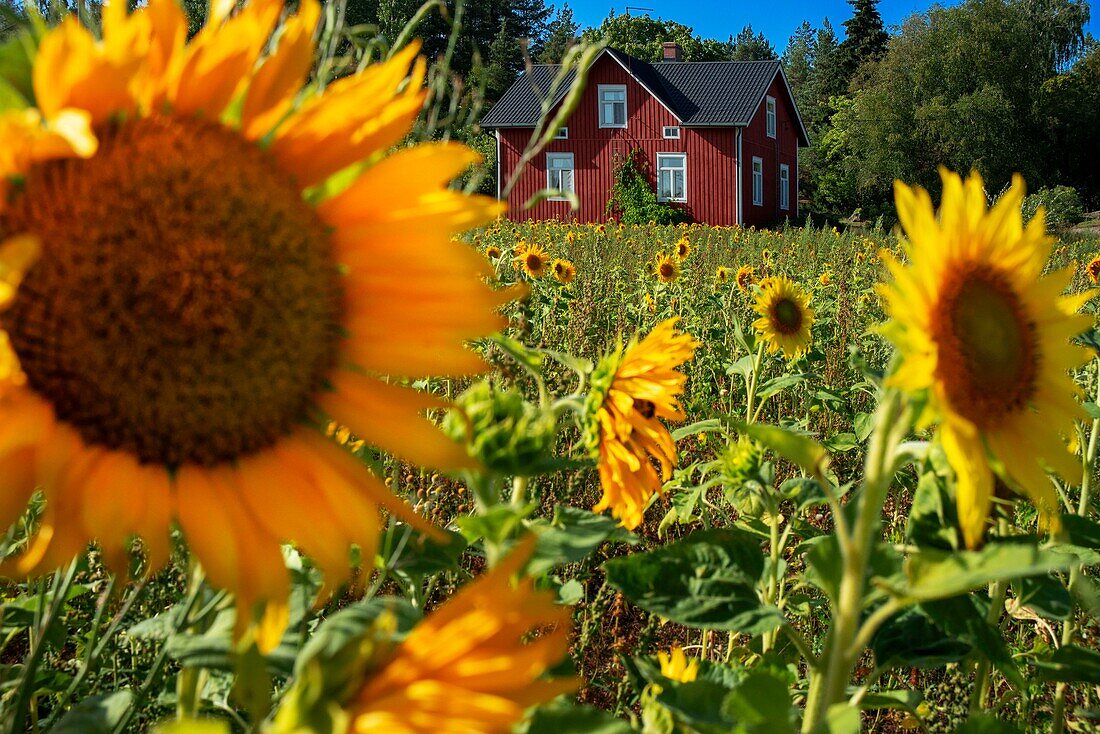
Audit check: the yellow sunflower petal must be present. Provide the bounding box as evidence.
[320,371,474,471]
[240,0,321,140]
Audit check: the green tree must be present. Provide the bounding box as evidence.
[580,12,734,62]
[782,21,816,109]
[729,24,776,61]
[837,0,889,85]
[536,3,577,63]
[838,0,1092,210]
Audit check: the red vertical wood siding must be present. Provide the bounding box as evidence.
[496,56,801,227]
[740,74,801,228]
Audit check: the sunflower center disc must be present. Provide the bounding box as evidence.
[931,265,1038,429]
[1,117,342,466]
[772,299,803,334]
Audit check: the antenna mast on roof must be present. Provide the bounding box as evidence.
[624,6,655,14]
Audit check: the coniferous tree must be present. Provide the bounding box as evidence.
[782,21,816,109]
[536,3,578,63]
[838,0,889,86]
[729,24,777,60]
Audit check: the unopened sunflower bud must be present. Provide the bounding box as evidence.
[441,381,558,475]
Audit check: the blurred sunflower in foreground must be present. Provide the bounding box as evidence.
[583,319,698,529]
[752,276,815,359]
[879,169,1092,547]
[0,0,512,650]
[272,537,575,734]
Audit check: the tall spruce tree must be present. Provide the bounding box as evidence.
[838,0,888,86]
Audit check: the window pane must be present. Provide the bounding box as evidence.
[614,103,625,125]
[561,170,574,193]
[658,171,671,199]
[673,170,684,200]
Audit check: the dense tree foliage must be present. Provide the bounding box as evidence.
[537,3,578,63]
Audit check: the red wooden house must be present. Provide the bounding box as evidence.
[480,44,810,227]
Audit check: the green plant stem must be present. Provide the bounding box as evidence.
[1051,365,1100,734]
[762,504,782,653]
[802,391,907,732]
[510,475,529,508]
[4,559,79,734]
[969,520,1010,714]
[744,342,765,424]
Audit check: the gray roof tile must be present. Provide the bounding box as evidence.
[480,49,788,130]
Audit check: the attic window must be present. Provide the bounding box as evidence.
[555,127,568,139]
[662,126,681,139]
[598,85,627,128]
[766,96,777,138]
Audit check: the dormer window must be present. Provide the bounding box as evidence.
[766,96,776,138]
[598,85,627,128]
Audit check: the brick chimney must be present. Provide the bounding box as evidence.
[662,42,682,62]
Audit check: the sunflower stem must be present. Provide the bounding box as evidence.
[744,342,765,424]
[1051,362,1100,734]
[802,390,908,732]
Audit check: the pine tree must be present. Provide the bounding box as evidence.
[783,21,816,109]
[730,24,776,61]
[838,0,889,86]
[536,4,578,63]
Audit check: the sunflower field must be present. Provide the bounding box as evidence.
[3,1,1100,733]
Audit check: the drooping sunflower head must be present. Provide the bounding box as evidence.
[653,252,680,283]
[715,266,730,284]
[736,265,755,291]
[485,244,503,260]
[676,237,691,260]
[516,242,550,278]
[1087,255,1100,285]
[752,276,815,359]
[585,319,698,529]
[879,168,1093,547]
[0,0,512,650]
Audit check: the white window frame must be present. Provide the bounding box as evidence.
[766,96,777,138]
[752,157,764,206]
[598,84,628,128]
[554,126,568,139]
[656,152,687,203]
[779,163,790,210]
[662,126,681,139]
[546,152,575,200]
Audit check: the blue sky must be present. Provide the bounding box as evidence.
[563,0,1099,53]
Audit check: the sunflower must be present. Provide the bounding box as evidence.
[736,265,755,291]
[879,170,1092,547]
[513,239,529,258]
[752,276,815,358]
[346,536,576,733]
[583,319,698,529]
[676,237,691,260]
[715,266,730,284]
[819,272,832,286]
[1087,255,1100,285]
[657,646,698,683]
[0,0,513,650]
[552,258,576,284]
[516,243,550,278]
[653,253,680,284]
[485,244,503,260]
